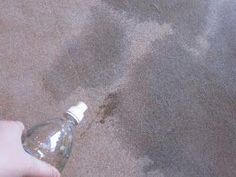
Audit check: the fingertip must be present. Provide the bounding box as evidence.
[15,121,25,131]
[0,120,25,132]
[24,155,60,177]
[47,164,60,177]
[52,166,61,177]
[46,164,60,177]
[45,164,61,177]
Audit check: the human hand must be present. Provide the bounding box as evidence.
[0,121,60,177]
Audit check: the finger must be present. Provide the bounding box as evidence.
[0,121,25,144]
[13,121,25,134]
[0,120,25,132]
[23,154,60,177]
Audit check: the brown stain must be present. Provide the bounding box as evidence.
[97,92,120,124]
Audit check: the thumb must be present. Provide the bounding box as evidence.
[23,154,60,177]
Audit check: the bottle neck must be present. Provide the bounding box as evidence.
[64,113,78,131]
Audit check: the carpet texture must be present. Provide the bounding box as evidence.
[0,0,235,176]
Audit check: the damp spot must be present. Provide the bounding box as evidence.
[42,7,126,101]
[103,0,210,59]
[101,0,162,21]
[113,37,236,177]
[102,0,208,26]
[97,92,120,124]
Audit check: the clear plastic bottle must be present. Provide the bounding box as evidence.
[22,102,88,172]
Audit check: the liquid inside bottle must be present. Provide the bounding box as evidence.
[22,102,88,172]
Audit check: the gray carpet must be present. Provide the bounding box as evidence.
[0,0,235,176]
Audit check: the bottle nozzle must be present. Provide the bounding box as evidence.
[66,102,88,123]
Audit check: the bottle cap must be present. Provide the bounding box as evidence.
[66,102,88,124]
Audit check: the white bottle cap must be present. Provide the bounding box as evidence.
[66,102,88,124]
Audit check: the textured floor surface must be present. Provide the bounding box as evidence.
[0,0,236,177]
